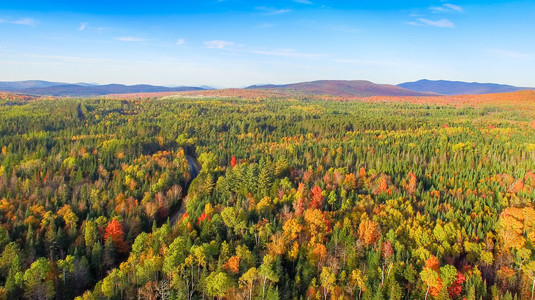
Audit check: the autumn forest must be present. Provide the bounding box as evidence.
[1,90,535,300]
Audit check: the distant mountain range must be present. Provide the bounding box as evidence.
[398,79,535,95]
[2,79,534,97]
[249,79,535,97]
[0,80,68,90]
[0,80,205,96]
[247,80,431,97]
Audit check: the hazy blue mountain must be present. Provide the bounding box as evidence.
[398,79,534,95]
[0,80,205,96]
[0,80,67,90]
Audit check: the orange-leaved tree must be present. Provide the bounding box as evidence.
[358,219,380,246]
[420,256,442,299]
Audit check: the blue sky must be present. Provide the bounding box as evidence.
[0,0,534,87]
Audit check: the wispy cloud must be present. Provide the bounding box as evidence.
[444,4,463,12]
[257,23,275,29]
[12,18,36,26]
[176,39,185,45]
[204,40,234,49]
[116,36,146,42]
[405,21,423,26]
[77,23,107,33]
[328,24,360,33]
[415,18,454,28]
[249,48,322,59]
[256,7,292,16]
[293,0,312,4]
[491,49,532,60]
[202,39,321,59]
[431,3,463,13]
[333,58,409,68]
[0,17,37,26]
[299,19,360,33]
[408,3,460,28]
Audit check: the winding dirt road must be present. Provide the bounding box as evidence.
[170,155,200,225]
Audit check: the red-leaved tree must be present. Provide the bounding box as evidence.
[230,156,237,168]
[104,218,128,253]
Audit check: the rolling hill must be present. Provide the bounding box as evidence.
[398,79,535,95]
[247,80,433,97]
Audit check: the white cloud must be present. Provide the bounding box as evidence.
[329,24,360,33]
[408,3,460,28]
[12,18,36,26]
[256,7,292,16]
[204,40,234,49]
[267,9,292,15]
[257,23,275,29]
[176,39,185,45]
[77,23,107,33]
[491,49,532,60]
[333,59,409,68]
[202,39,320,59]
[0,18,37,26]
[417,18,454,28]
[444,4,463,12]
[116,36,146,42]
[431,3,463,13]
[293,0,312,4]
[298,19,360,34]
[430,6,447,12]
[248,48,322,59]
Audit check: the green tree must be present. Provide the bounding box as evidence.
[84,220,99,248]
[205,271,234,299]
[23,258,54,300]
[259,255,279,300]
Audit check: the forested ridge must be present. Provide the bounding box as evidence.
[1,92,535,299]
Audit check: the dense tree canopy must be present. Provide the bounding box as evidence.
[1,91,535,299]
